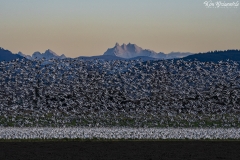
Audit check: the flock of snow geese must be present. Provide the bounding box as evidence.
[0,58,240,139]
[0,127,240,140]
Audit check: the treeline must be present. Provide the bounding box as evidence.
[183,50,240,62]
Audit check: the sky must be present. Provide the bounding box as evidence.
[0,0,240,58]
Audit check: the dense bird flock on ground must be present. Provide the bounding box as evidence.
[0,58,240,128]
[0,127,240,140]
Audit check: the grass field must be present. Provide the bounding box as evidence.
[0,113,239,128]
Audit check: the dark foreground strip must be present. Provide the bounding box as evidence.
[0,141,240,160]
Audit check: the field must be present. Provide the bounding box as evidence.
[1,59,240,141]
[0,127,240,140]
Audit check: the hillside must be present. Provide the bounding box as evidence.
[183,50,240,62]
[0,47,24,61]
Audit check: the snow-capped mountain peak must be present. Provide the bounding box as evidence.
[104,43,164,59]
[44,49,58,57]
[20,50,67,60]
[103,43,193,59]
[17,52,32,60]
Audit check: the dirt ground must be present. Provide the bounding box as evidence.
[0,141,240,160]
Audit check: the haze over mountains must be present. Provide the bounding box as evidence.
[18,49,66,60]
[1,43,240,62]
[104,43,193,59]
[0,43,194,62]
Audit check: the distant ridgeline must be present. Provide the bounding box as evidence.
[0,47,23,62]
[1,46,240,62]
[183,50,240,62]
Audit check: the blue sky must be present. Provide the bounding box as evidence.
[0,0,239,57]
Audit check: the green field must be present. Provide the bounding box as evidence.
[0,112,239,128]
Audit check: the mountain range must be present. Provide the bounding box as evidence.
[103,43,193,59]
[18,49,66,60]
[1,44,240,62]
[0,43,193,62]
